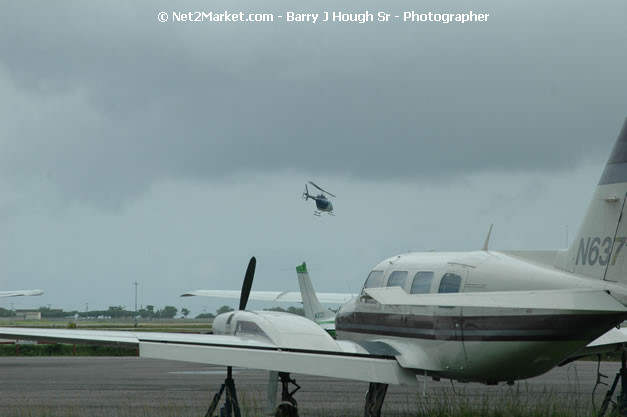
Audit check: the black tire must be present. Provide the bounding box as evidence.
[275,402,299,417]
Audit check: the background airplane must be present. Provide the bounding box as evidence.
[182,262,341,335]
[0,289,43,298]
[2,120,627,416]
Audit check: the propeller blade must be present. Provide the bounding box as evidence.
[239,256,256,310]
[308,181,336,198]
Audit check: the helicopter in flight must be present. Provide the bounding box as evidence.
[303,181,336,216]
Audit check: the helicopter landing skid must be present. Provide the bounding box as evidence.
[313,211,321,217]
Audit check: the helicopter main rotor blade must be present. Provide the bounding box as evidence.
[239,256,256,311]
[308,181,336,198]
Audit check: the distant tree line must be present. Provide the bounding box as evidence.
[264,306,305,316]
[0,304,306,320]
[193,305,231,319]
[193,305,305,319]
[136,305,179,319]
[79,305,180,319]
[0,306,181,319]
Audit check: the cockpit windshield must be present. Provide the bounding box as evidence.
[364,270,384,288]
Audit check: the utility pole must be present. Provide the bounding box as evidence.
[85,302,88,312]
[134,281,138,327]
[10,303,14,311]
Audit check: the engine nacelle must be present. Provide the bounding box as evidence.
[213,310,340,351]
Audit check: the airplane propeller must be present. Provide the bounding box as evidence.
[308,181,336,198]
[239,256,256,310]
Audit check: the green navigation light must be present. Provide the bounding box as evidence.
[296,262,307,273]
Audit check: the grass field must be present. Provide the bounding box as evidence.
[0,318,212,356]
[0,317,212,331]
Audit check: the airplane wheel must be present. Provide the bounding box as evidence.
[275,402,299,417]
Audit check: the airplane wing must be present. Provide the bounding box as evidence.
[560,327,627,363]
[181,290,355,304]
[587,327,627,349]
[0,320,418,385]
[0,290,44,298]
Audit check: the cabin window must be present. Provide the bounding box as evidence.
[410,271,434,294]
[438,273,462,293]
[386,271,408,288]
[364,270,384,288]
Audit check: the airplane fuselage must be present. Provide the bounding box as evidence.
[335,251,627,383]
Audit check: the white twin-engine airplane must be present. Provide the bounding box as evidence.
[3,120,627,416]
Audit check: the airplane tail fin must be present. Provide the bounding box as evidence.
[564,119,627,284]
[296,263,336,323]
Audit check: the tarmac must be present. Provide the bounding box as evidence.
[0,356,621,416]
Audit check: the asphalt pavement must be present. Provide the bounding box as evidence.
[0,356,621,416]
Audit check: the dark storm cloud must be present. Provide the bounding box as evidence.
[1,0,626,207]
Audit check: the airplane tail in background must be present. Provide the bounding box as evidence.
[564,119,627,284]
[296,262,336,335]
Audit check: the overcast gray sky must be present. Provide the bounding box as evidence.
[1,1,626,316]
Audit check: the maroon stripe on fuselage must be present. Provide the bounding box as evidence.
[335,311,627,342]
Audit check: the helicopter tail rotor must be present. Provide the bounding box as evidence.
[303,184,310,200]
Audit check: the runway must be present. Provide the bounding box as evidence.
[0,356,620,416]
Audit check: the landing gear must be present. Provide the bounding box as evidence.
[205,367,241,417]
[275,372,300,417]
[364,382,388,417]
[204,368,386,417]
[598,350,627,417]
[205,369,300,417]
